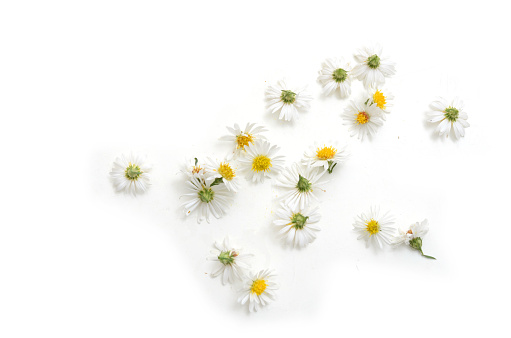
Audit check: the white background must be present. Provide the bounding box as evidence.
[1,1,510,337]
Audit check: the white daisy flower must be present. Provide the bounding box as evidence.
[237,140,285,183]
[219,122,267,159]
[317,57,352,98]
[274,204,321,248]
[181,157,206,179]
[180,176,233,223]
[353,206,396,248]
[204,157,241,192]
[341,100,384,140]
[352,45,396,88]
[110,153,151,195]
[426,97,469,139]
[238,269,278,312]
[302,141,348,174]
[208,238,253,285]
[265,79,313,122]
[366,88,394,120]
[393,219,436,259]
[275,164,327,210]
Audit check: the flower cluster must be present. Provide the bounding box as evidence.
[352,206,436,259]
[208,238,278,312]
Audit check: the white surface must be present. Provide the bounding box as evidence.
[1,1,510,337]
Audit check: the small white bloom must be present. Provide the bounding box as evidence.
[394,219,429,246]
[367,88,394,120]
[426,97,469,139]
[204,157,241,192]
[238,269,278,312]
[353,206,396,248]
[341,100,384,140]
[275,164,327,210]
[181,176,233,223]
[237,140,285,183]
[265,79,313,122]
[219,122,267,159]
[352,45,396,88]
[317,57,352,98]
[181,157,206,179]
[208,238,253,285]
[274,204,321,248]
[110,153,151,195]
[302,141,348,174]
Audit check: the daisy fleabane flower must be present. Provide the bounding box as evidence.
[353,206,396,248]
[237,140,285,183]
[367,88,394,120]
[208,238,253,284]
[393,219,436,259]
[238,269,278,312]
[317,57,352,98]
[275,164,327,210]
[266,79,313,122]
[110,153,151,195]
[274,204,321,248]
[181,176,233,223]
[302,141,348,174]
[181,157,206,178]
[219,123,267,159]
[427,97,469,139]
[342,100,384,140]
[352,45,396,88]
[204,157,240,192]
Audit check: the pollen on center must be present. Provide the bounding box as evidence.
[236,133,254,150]
[250,279,267,296]
[252,155,272,172]
[316,146,337,160]
[373,90,387,109]
[218,162,235,181]
[356,112,369,124]
[366,219,380,235]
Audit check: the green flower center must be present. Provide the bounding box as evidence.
[218,250,237,265]
[444,107,459,122]
[409,237,423,251]
[291,213,309,230]
[125,163,142,180]
[367,54,380,69]
[296,174,312,193]
[332,68,348,83]
[280,90,296,104]
[198,187,214,203]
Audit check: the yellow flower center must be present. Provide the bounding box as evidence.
[366,219,380,235]
[217,162,235,181]
[356,112,369,124]
[373,90,387,109]
[252,155,272,172]
[236,133,254,150]
[250,279,267,296]
[316,146,337,160]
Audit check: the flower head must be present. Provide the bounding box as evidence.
[274,204,321,248]
[426,97,469,139]
[181,176,234,223]
[353,206,396,248]
[237,140,285,183]
[318,58,352,98]
[110,153,151,195]
[367,88,394,120]
[181,157,207,179]
[352,45,396,88]
[393,219,436,259]
[302,141,348,174]
[275,164,327,210]
[209,238,253,284]
[342,100,384,140]
[266,79,313,122]
[219,122,267,158]
[204,157,241,192]
[238,269,278,312]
